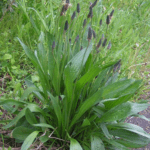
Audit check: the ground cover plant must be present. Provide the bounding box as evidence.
[1,0,150,149]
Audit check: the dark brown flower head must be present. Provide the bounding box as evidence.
[92,30,96,38]
[110,10,114,17]
[96,50,100,53]
[64,20,68,31]
[90,0,98,8]
[77,3,80,13]
[66,0,70,3]
[107,41,112,49]
[64,4,69,11]
[60,6,65,16]
[59,95,62,101]
[100,19,102,26]
[71,11,76,20]
[87,7,93,18]
[90,2,92,7]
[52,41,55,50]
[96,39,102,49]
[75,35,79,42]
[102,38,107,47]
[113,59,121,72]
[61,0,72,14]
[102,34,104,39]
[69,38,71,44]
[83,19,87,28]
[88,27,92,41]
[106,15,110,25]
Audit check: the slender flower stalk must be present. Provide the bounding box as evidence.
[92,30,96,38]
[107,41,112,49]
[77,3,80,14]
[106,15,110,25]
[69,38,71,44]
[87,7,93,18]
[61,0,72,16]
[71,11,76,20]
[96,39,102,49]
[113,59,121,72]
[110,10,114,18]
[83,19,87,28]
[64,4,69,11]
[90,0,98,8]
[75,35,79,42]
[100,19,102,26]
[60,6,65,16]
[102,34,104,40]
[102,38,107,47]
[106,15,110,35]
[52,41,55,50]
[66,0,69,3]
[64,20,68,31]
[87,27,92,41]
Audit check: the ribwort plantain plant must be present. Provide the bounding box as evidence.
[1,1,150,150]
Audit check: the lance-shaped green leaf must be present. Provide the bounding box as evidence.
[12,126,35,141]
[64,67,74,109]
[75,61,117,96]
[107,123,150,139]
[91,136,105,150]
[70,89,103,128]
[33,123,54,130]
[81,118,91,128]
[100,123,113,139]
[129,102,149,115]
[25,108,38,125]
[48,92,62,128]
[21,131,39,150]
[25,78,44,101]
[65,44,92,81]
[103,137,129,150]
[0,99,27,106]
[90,68,109,96]
[28,7,49,31]
[20,86,40,101]
[97,102,149,123]
[17,38,37,65]
[3,108,26,129]
[3,104,46,129]
[75,65,102,93]
[104,80,142,109]
[97,102,132,123]
[70,138,83,150]
[110,129,150,148]
[132,114,150,122]
[101,79,135,99]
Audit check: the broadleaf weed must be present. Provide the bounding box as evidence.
[0,0,150,149]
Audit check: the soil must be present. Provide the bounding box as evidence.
[126,105,150,150]
[127,76,150,150]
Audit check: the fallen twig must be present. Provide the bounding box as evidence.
[128,62,150,69]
